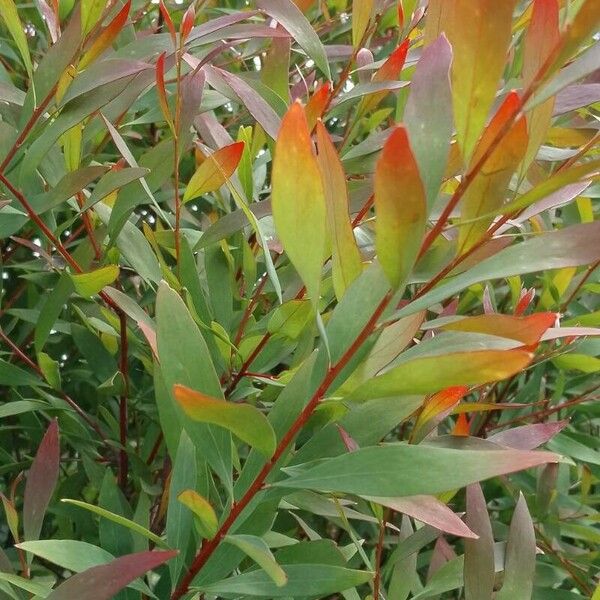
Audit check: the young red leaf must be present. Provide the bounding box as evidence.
[45,550,177,600]
[272,102,327,304]
[180,4,195,43]
[79,0,131,70]
[159,0,176,45]
[155,52,175,134]
[412,386,469,442]
[305,82,331,131]
[453,413,471,436]
[183,142,245,203]
[23,420,60,542]
[173,384,276,457]
[315,120,362,300]
[374,126,426,289]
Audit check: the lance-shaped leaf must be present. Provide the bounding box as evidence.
[81,0,106,35]
[180,4,195,42]
[375,126,426,289]
[45,550,177,600]
[315,121,362,300]
[352,0,375,48]
[272,102,327,303]
[183,142,245,203]
[360,40,409,115]
[305,82,331,131]
[174,384,276,457]
[23,420,60,542]
[178,490,218,539]
[496,494,536,600]
[405,34,453,208]
[488,421,568,451]
[365,495,477,539]
[70,265,120,297]
[158,0,176,44]
[79,0,131,70]
[464,484,495,600]
[458,92,528,252]
[155,52,175,134]
[276,440,558,496]
[348,349,532,401]
[522,0,559,168]
[440,313,556,346]
[442,0,518,161]
[224,534,287,587]
[412,387,469,443]
[0,0,33,79]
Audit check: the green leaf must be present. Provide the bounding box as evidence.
[276,441,557,496]
[201,564,372,597]
[0,0,33,79]
[0,359,43,387]
[224,534,287,587]
[0,572,51,597]
[174,384,276,458]
[268,300,313,339]
[177,489,218,539]
[81,0,106,34]
[71,265,120,297]
[552,353,600,373]
[61,499,168,547]
[496,494,536,600]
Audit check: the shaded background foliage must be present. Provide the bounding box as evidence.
[0,0,600,599]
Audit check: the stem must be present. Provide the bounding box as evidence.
[173,47,183,269]
[171,292,392,600]
[373,517,386,600]
[118,311,129,490]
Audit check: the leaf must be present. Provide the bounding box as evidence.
[365,495,477,539]
[348,350,532,400]
[553,353,600,373]
[178,490,218,539]
[458,92,529,251]
[305,82,331,131]
[272,102,327,304]
[440,313,556,346]
[15,540,153,596]
[0,0,33,79]
[496,494,536,600]
[81,0,106,35]
[79,0,131,70]
[156,52,175,134]
[45,550,177,600]
[38,352,61,390]
[0,572,51,597]
[464,484,494,600]
[257,0,331,80]
[174,384,276,457]
[404,34,453,208]
[268,300,313,339]
[352,0,374,48]
[441,0,518,160]
[224,534,287,587]
[394,221,600,319]
[276,440,558,496]
[201,564,372,597]
[23,420,59,542]
[183,142,245,203]
[0,359,43,387]
[315,121,362,300]
[70,265,120,297]
[488,421,568,450]
[375,126,426,289]
[412,387,469,442]
[61,499,168,547]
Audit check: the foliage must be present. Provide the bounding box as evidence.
[1,0,600,598]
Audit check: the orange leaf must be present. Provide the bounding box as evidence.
[374,126,426,288]
[180,4,195,43]
[440,313,557,346]
[412,386,469,442]
[159,0,176,45]
[305,82,331,131]
[79,0,131,70]
[272,102,327,304]
[453,413,470,436]
[183,142,245,203]
[156,52,175,134]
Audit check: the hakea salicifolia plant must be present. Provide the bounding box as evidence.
[0,0,600,599]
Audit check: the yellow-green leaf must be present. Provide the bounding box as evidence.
[374,126,426,289]
[174,384,276,457]
[352,0,375,48]
[182,142,245,203]
[0,0,33,79]
[81,0,106,35]
[271,102,327,304]
[315,121,362,300]
[224,535,287,587]
[177,490,218,539]
[71,265,120,297]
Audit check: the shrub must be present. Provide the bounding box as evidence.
[1,0,600,598]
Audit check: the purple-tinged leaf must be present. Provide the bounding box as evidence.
[488,421,569,450]
[405,34,453,208]
[496,494,536,600]
[554,83,600,114]
[45,550,177,600]
[464,484,494,600]
[23,420,60,542]
[187,10,259,44]
[366,495,477,539]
